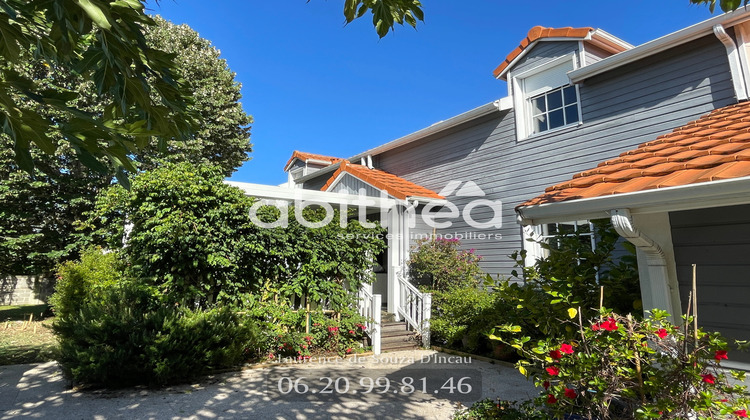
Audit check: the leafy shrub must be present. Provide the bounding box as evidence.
[431,285,501,353]
[502,220,641,341]
[243,296,369,359]
[53,281,258,387]
[453,398,547,419]
[49,247,124,319]
[491,309,750,419]
[409,237,482,290]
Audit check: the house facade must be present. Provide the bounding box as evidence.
[268,10,750,363]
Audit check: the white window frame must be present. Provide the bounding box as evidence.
[510,53,582,141]
[523,220,596,266]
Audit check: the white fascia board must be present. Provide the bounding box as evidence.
[347,100,507,163]
[570,8,750,83]
[516,176,750,225]
[224,181,397,208]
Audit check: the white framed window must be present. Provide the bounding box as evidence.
[523,220,595,265]
[511,54,582,140]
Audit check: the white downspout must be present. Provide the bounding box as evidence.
[610,209,680,323]
[714,24,749,101]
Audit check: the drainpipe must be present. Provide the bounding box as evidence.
[714,24,749,101]
[610,209,680,324]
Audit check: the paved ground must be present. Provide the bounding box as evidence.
[0,350,537,419]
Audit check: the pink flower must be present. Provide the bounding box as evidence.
[549,350,562,360]
[656,328,668,339]
[346,348,353,354]
[564,388,577,399]
[701,374,716,384]
[546,394,558,404]
[546,366,560,376]
[735,409,748,418]
[559,343,574,354]
[715,350,729,361]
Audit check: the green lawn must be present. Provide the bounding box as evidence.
[0,304,57,365]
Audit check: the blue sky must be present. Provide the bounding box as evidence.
[145,1,716,185]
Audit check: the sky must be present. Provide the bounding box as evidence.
[144,1,717,186]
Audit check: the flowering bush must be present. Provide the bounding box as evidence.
[409,237,482,291]
[491,309,749,419]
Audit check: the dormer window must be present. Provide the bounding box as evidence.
[530,85,579,134]
[512,54,581,139]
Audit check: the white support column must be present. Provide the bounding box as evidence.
[387,206,401,316]
[611,209,682,324]
[422,293,431,348]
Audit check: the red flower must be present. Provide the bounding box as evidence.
[721,399,729,403]
[542,380,550,390]
[346,348,353,354]
[348,330,355,334]
[559,343,574,354]
[328,326,339,333]
[546,394,558,404]
[549,350,562,360]
[591,323,600,331]
[601,317,619,331]
[304,336,312,342]
[656,328,668,339]
[701,374,716,384]
[715,350,729,361]
[735,409,748,418]
[564,388,577,399]
[546,366,560,376]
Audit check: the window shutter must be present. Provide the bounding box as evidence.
[523,59,575,97]
[522,225,546,266]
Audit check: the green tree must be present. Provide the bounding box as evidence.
[0,0,195,179]
[0,17,252,276]
[340,0,424,38]
[88,162,258,306]
[691,0,749,12]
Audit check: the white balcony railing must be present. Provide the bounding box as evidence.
[396,273,432,348]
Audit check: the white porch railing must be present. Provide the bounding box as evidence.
[358,288,382,355]
[397,273,432,348]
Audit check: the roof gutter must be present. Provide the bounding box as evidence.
[348,98,510,163]
[569,8,750,83]
[516,176,750,225]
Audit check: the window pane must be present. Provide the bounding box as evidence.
[549,109,564,129]
[534,115,547,133]
[547,89,563,110]
[558,222,576,234]
[531,96,546,115]
[545,224,558,235]
[563,86,577,105]
[565,105,579,124]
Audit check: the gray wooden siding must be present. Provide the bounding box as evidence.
[374,34,735,277]
[670,205,750,363]
[330,173,383,197]
[583,43,613,65]
[511,41,580,75]
[302,175,330,191]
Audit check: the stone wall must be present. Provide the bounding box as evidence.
[0,275,55,305]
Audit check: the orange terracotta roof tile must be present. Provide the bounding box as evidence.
[284,151,344,171]
[519,101,750,208]
[493,26,596,79]
[320,162,443,201]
